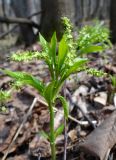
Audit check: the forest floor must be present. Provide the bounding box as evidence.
[0,36,116,160]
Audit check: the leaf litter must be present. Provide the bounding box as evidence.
[0,44,116,160]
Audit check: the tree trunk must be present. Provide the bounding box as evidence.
[40,0,75,40]
[74,0,83,26]
[10,0,36,46]
[110,0,116,44]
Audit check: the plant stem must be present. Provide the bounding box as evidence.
[49,103,56,160]
[63,82,67,160]
[64,118,67,160]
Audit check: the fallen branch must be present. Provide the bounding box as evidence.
[28,10,43,19]
[37,97,97,126]
[0,11,43,39]
[66,88,96,129]
[23,87,97,127]
[0,16,40,29]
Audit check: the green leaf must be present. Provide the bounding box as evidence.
[43,81,56,104]
[1,69,45,95]
[62,58,88,80]
[50,32,57,66]
[79,45,103,55]
[55,124,64,138]
[0,90,11,102]
[57,36,68,72]
[57,96,69,119]
[39,130,50,140]
[39,33,56,80]
[110,75,116,87]
[39,33,49,53]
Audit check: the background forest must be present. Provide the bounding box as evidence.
[0,1,116,160]
[0,0,113,45]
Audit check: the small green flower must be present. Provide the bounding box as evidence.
[77,22,111,55]
[87,68,107,77]
[0,106,8,113]
[62,17,76,67]
[11,51,41,62]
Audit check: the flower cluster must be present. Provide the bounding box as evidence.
[62,17,76,67]
[86,68,107,77]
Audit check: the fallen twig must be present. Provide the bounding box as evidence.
[66,88,96,129]
[37,98,97,126]
[2,98,37,160]
[0,11,43,39]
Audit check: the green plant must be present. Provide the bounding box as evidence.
[76,21,112,55]
[0,90,11,112]
[2,35,87,160]
[108,75,116,104]
[0,90,11,103]
[110,75,116,89]
[0,17,111,160]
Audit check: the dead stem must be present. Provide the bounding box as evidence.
[2,97,37,160]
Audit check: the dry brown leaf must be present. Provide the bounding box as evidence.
[68,129,77,142]
[105,64,116,74]
[7,155,28,160]
[94,92,107,106]
[29,134,50,157]
[0,123,18,154]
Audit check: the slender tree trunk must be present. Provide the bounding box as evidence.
[110,0,116,44]
[10,0,36,46]
[74,0,83,26]
[1,0,9,32]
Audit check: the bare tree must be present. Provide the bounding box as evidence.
[10,0,36,46]
[110,0,116,44]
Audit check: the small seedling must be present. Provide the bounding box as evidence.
[110,75,116,90]
[0,17,110,160]
[108,75,116,105]
[0,90,11,112]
